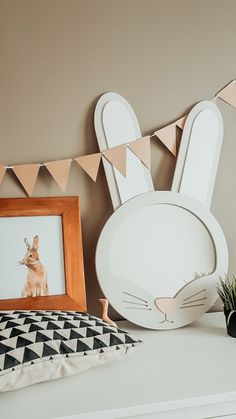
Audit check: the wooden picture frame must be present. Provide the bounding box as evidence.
[0,197,87,311]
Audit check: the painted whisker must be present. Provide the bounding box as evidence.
[182,297,207,305]
[180,303,205,309]
[125,307,152,310]
[122,300,149,306]
[183,289,206,302]
[123,291,148,303]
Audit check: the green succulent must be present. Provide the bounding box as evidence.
[217,276,236,311]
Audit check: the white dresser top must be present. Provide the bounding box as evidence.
[1,312,236,419]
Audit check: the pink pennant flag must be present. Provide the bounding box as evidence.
[154,123,177,156]
[102,145,127,177]
[75,153,101,182]
[12,164,40,196]
[217,80,236,108]
[0,166,6,185]
[176,115,187,130]
[45,159,72,192]
[128,136,151,169]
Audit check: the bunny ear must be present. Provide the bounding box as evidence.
[94,92,153,210]
[24,238,30,250]
[172,101,223,209]
[32,236,39,250]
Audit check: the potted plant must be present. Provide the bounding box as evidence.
[217,276,236,337]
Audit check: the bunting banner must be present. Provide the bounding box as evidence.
[217,80,236,108]
[12,164,40,197]
[103,145,127,177]
[45,159,72,192]
[75,153,101,182]
[1,79,235,196]
[154,123,178,156]
[128,136,151,169]
[176,115,187,130]
[0,166,6,186]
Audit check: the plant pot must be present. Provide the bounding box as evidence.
[224,307,236,337]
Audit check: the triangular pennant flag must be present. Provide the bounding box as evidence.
[154,123,177,156]
[217,80,236,108]
[176,115,187,130]
[12,164,40,196]
[75,153,101,182]
[128,136,151,169]
[45,159,72,192]
[102,145,127,177]
[0,165,6,185]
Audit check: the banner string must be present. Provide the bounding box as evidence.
[1,79,236,195]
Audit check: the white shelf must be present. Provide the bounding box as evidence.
[1,312,236,419]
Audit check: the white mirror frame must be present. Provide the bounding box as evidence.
[96,191,228,329]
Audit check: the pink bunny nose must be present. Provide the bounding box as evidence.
[155,298,175,314]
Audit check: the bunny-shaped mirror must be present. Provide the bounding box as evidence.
[95,93,228,329]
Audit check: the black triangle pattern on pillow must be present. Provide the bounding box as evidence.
[0,311,142,374]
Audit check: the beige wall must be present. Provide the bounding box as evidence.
[0,0,235,317]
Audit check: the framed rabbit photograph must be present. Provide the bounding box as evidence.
[0,197,86,311]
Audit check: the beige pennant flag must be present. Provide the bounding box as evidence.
[217,81,236,108]
[45,159,72,192]
[154,123,177,156]
[128,136,151,169]
[176,114,187,130]
[102,145,127,177]
[0,166,6,185]
[75,153,101,182]
[12,164,40,196]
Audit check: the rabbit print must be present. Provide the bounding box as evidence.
[20,235,48,297]
[94,93,228,330]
